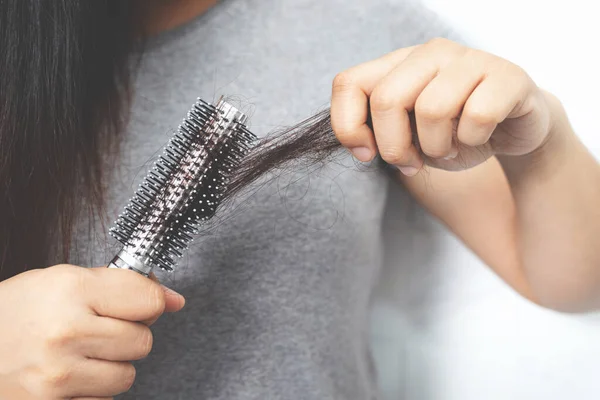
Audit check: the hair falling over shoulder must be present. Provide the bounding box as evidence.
[0,1,136,280]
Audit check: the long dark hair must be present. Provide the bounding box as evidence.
[0,1,136,280]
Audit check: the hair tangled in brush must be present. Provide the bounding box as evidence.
[225,109,345,200]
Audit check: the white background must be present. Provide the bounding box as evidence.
[370,1,600,399]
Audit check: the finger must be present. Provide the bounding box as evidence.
[140,288,181,325]
[162,285,186,313]
[415,52,486,159]
[331,46,418,161]
[457,63,531,147]
[149,273,186,313]
[79,316,153,361]
[370,40,462,173]
[85,268,166,322]
[142,274,184,325]
[57,360,135,398]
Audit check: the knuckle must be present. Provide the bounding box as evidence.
[465,47,487,61]
[415,99,453,123]
[42,365,72,390]
[45,322,78,349]
[495,57,524,74]
[513,65,531,83]
[331,123,354,143]
[425,37,465,60]
[464,107,498,126]
[426,37,452,48]
[52,263,80,274]
[48,264,86,295]
[330,119,364,146]
[137,327,154,358]
[146,284,166,317]
[370,89,397,114]
[508,64,535,92]
[332,71,355,93]
[21,367,53,398]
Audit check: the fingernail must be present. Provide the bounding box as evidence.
[162,285,184,299]
[350,147,373,162]
[397,166,420,176]
[444,147,458,160]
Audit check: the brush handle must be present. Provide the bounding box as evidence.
[107,248,153,277]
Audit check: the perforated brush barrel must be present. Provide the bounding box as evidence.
[108,98,256,276]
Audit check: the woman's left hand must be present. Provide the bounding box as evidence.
[330,37,557,175]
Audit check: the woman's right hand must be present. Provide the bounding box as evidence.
[0,264,185,399]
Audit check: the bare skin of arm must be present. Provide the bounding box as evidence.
[331,39,600,312]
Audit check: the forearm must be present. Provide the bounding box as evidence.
[498,92,600,311]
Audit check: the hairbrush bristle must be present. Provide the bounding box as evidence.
[109,98,256,272]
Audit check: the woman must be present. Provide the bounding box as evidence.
[0,0,598,399]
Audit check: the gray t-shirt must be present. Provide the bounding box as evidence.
[71,0,454,398]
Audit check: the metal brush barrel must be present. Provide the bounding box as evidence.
[108,98,254,276]
[108,249,153,276]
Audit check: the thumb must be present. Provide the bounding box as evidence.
[96,267,185,325]
[148,272,185,313]
[140,273,185,326]
[161,284,186,313]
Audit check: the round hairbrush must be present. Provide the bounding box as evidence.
[108,97,256,276]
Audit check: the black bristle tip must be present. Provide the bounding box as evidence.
[109,99,257,271]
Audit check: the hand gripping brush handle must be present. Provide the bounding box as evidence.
[107,97,256,276]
